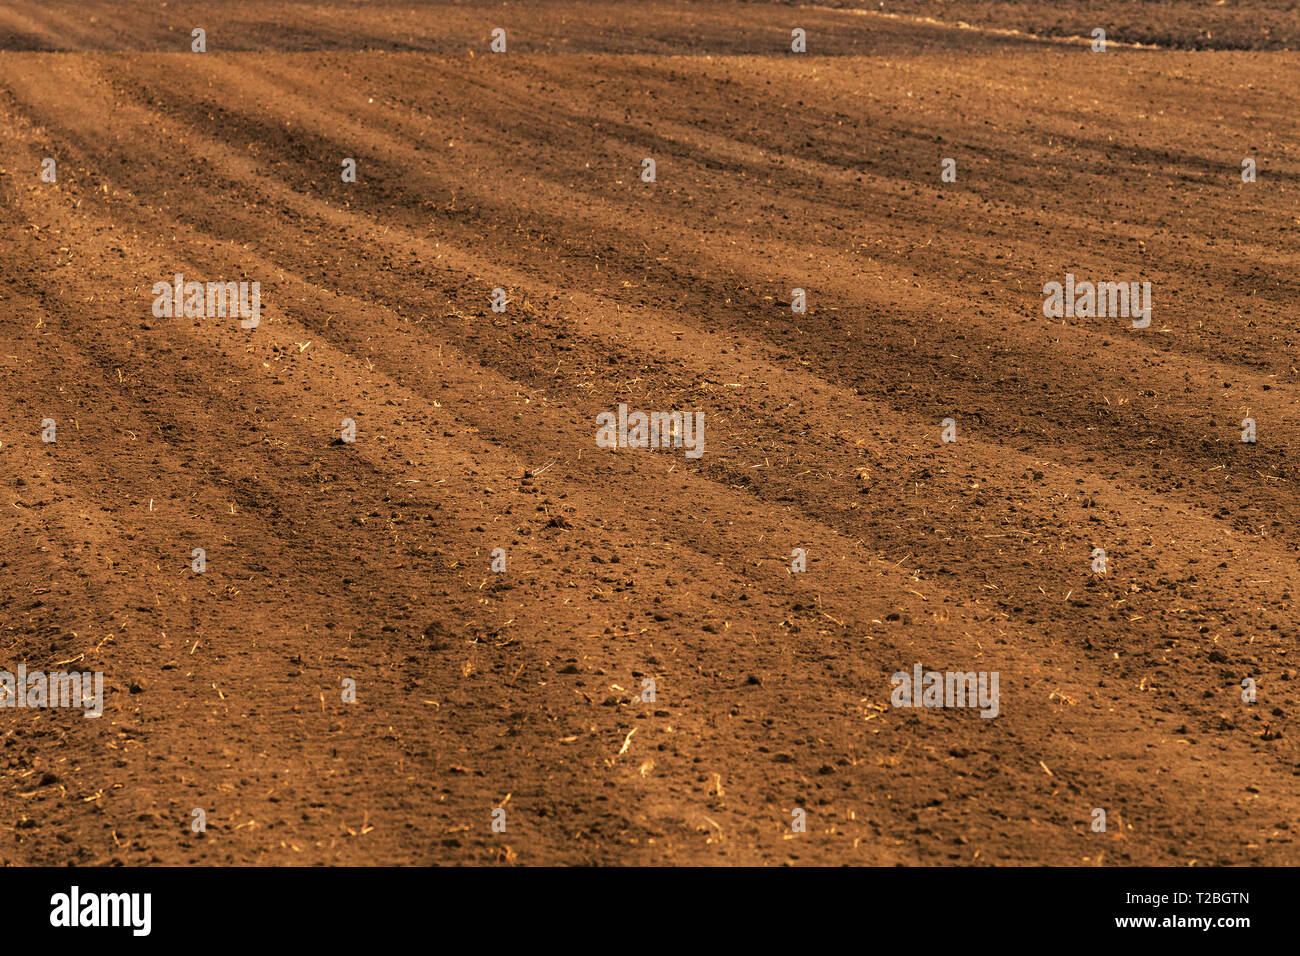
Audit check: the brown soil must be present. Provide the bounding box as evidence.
[819,0,1300,51]
[1,0,1298,865]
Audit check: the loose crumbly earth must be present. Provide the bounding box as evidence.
[0,0,1297,866]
